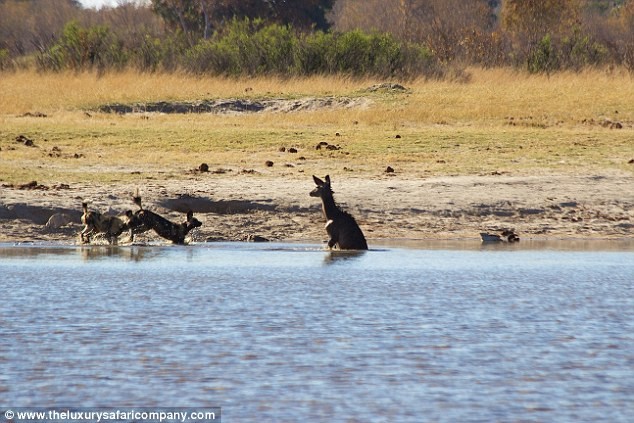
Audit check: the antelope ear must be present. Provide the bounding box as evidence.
[313,175,324,186]
[325,175,331,184]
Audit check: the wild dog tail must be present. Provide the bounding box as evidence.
[132,189,143,210]
[81,202,95,226]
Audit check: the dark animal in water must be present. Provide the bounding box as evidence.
[310,175,368,250]
[79,202,132,244]
[480,229,520,243]
[129,195,202,244]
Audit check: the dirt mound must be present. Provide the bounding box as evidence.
[98,97,370,115]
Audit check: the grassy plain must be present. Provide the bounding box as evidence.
[1,68,633,185]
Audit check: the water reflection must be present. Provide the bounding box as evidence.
[0,244,77,259]
[0,244,163,262]
[372,238,634,251]
[78,246,155,262]
[322,249,367,265]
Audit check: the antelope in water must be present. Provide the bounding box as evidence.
[310,175,368,250]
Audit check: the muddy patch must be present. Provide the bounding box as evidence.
[98,97,371,115]
[158,195,279,214]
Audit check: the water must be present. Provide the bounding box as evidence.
[1,242,633,422]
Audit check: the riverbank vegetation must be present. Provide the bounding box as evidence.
[3,1,634,77]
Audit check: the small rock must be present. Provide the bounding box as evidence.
[199,163,209,172]
[265,160,274,167]
[385,166,395,173]
[288,147,298,153]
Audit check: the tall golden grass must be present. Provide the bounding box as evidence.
[1,68,633,184]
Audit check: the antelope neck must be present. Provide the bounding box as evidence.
[320,190,340,220]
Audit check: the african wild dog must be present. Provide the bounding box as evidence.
[79,202,133,244]
[129,195,202,244]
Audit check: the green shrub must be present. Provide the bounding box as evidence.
[0,48,13,71]
[299,30,441,79]
[559,28,607,71]
[34,18,444,79]
[251,23,301,75]
[328,30,373,74]
[37,21,127,72]
[527,34,558,74]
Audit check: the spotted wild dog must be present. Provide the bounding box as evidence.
[129,195,202,244]
[79,202,133,245]
[310,175,368,250]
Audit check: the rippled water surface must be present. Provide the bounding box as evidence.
[1,242,633,422]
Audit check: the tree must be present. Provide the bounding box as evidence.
[330,0,496,62]
[0,0,83,54]
[150,0,334,43]
[501,0,582,45]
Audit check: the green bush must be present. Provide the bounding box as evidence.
[34,18,443,79]
[252,23,300,75]
[135,35,163,72]
[300,29,441,79]
[527,34,557,74]
[300,31,332,75]
[186,19,301,76]
[559,28,607,71]
[185,18,257,75]
[328,30,373,74]
[37,21,127,72]
[0,48,13,71]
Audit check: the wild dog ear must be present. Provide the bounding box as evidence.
[313,175,324,186]
[325,175,331,184]
[186,210,193,220]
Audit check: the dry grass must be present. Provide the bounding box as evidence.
[1,68,633,185]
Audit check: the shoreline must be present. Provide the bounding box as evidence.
[1,239,633,254]
[1,173,632,245]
